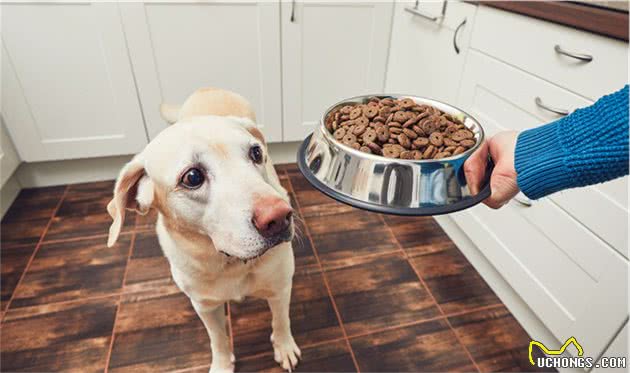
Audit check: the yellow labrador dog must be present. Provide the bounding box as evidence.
[107,88,300,372]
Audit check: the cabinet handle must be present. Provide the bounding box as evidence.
[554,45,593,62]
[514,193,533,207]
[535,97,569,116]
[404,0,447,22]
[453,18,466,54]
[290,0,296,23]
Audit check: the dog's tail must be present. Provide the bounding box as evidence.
[159,87,256,125]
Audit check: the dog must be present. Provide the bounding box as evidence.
[107,88,300,372]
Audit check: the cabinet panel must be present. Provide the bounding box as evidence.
[386,0,477,104]
[1,2,147,161]
[471,5,629,101]
[281,1,393,142]
[120,2,282,142]
[459,50,628,258]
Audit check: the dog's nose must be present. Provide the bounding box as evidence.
[252,197,293,238]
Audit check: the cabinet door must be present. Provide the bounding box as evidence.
[0,121,20,186]
[281,1,394,142]
[1,3,147,162]
[119,2,283,142]
[386,0,476,104]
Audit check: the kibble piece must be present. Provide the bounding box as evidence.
[342,133,357,145]
[401,98,415,109]
[421,119,439,134]
[355,116,369,127]
[434,151,452,159]
[398,133,411,149]
[403,128,418,139]
[444,146,457,153]
[385,113,394,125]
[412,125,426,137]
[411,150,423,160]
[381,98,395,106]
[350,107,363,120]
[393,111,407,123]
[363,128,377,143]
[340,120,354,127]
[422,145,435,159]
[413,137,429,147]
[460,139,476,148]
[340,105,353,114]
[352,124,367,135]
[400,150,413,159]
[334,128,346,140]
[376,126,389,142]
[429,132,444,147]
[364,106,378,119]
[351,142,361,150]
[366,142,383,155]
[383,146,401,158]
[443,137,458,147]
[453,146,466,155]
[452,129,474,141]
[373,116,385,123]
[389,127,402,135]
[359,146,372,154]
[388,121,402,128]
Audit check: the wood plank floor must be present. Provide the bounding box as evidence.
[1,163,553,372]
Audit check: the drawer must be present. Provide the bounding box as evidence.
[471,5,628,101]
[451,200,628,360]
[459,50,628,258]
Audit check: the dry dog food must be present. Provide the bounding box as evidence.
[324,97,476,159]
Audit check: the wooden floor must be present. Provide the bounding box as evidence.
[1,163,551,372]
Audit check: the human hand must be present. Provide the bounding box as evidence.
[464,131,520,209]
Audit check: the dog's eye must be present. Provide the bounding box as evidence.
[181,168,204,189]
[249,144,264,164]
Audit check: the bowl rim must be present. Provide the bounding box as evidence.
[319,93,485,164]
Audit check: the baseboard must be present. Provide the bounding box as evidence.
[13,142,302,188]
[433,215,577,372]
[269,141,301,164]
[1,173,21,218]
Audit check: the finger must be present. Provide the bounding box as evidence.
[463,140,489,195]
[483,173,520,209]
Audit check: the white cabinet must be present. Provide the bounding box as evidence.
[281,1,394,142]
[455,49,629,359]
[0,122,20,186]
[1,2,148,162]
[386,0,477,104]
[119,1,283,142]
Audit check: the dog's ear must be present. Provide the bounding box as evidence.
[160,103,181,124]
[107,155,154,247]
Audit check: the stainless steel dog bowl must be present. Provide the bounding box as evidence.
[297,94,493,216]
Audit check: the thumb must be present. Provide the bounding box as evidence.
[464,141,489,195]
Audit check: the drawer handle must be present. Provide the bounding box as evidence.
[405,0,447,22]
[290,0,296,22]
[554,45,593,63]
[514,193,533,207]
[453,18,467,54]
[535,97,570,116]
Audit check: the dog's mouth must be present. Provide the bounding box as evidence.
[219,223,294,261]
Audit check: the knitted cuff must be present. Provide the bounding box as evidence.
[514,120,574,200]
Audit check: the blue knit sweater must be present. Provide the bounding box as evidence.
[515,85,629,199]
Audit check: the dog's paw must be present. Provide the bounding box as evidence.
[209,355,235,373]
[271,333,301,372]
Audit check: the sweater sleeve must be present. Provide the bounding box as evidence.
[514,85,629,200]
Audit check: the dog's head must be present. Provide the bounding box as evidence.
[107,89,293,260]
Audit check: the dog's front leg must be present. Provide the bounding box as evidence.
[267,286,301,371]
[191,302,234,373]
